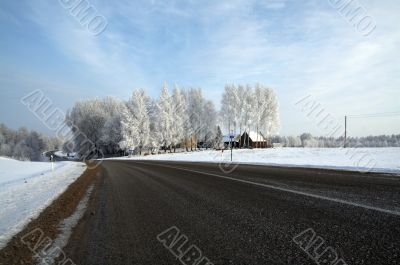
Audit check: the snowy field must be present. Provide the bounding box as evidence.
[0,157,86,249]
[112,148,400,174]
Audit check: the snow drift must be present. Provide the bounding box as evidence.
[0,157,86,249]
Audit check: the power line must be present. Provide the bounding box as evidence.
[347,111,400,118]
[344,111,400,148]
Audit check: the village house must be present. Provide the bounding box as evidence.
[240,131,269,148]
[223,131,270,148]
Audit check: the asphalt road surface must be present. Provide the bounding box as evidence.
[63,160,400,265]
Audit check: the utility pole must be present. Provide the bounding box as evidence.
[230,130,234,162]
[344,115,347,148]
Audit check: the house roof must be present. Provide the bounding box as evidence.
[244,131,266,142]
[223,131,266,142]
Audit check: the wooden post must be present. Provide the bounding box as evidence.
[344,116,347,148]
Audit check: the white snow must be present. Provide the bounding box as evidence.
[36,185,93,265]
[110,147,400,174]
[0,157,86,250]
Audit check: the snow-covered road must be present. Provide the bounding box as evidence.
[0,157,86,249]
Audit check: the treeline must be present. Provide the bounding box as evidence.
[220,83,279,137]
[64,83,280,157]
[271,133,400,148]
[0,123,61,161]
[64,85,220,156]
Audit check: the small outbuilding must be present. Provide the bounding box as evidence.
[240,131,269,148]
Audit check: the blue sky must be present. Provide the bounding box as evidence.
[0,0,399,137]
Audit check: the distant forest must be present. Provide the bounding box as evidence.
[0,124,61,161]
[1,121,399,162]
[271,133,400,148]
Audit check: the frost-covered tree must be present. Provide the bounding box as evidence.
[236,85,245,140]
[0,123,51,161]
[171,85,187,152]
[187,88,204,150]
[202,100,217,148]
[182,90,194,151]
[213,125,223,149]
[147,99,160,154]
[254,84,265,147]
[300,133,313,147]
[100,97,126,155]
[119,105,136,153]
[219,83,280,147]
[119,90,151,155]
[24,131,46,161]
[287,136,302,147]
[157,83,174,152]
[242,84,255,147]
[102,117,124,154]
[220,84,237,133]
[66,97,127,157]
[186,88,216,149]
[259,85,279,137]
[66,98,107,157]
[304,137,319,147]
[42,135,62,151]
[131,89,151,155]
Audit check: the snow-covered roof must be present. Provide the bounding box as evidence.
[245,131,266,142]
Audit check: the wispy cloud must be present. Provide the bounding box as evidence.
[1,0,399,136]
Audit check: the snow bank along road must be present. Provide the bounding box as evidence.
[0,157,86,249]
[62,160,400,265]
[116,147,400,174]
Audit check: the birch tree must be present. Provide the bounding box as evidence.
[157,83,174,152]
[260,86,279,136]
[129,89,151,155]
[171,85,187,152]
[220,84,236,133]
[187,88,204,150]
[119,104,137,153]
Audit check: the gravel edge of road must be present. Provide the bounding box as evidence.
[0,162,101,265]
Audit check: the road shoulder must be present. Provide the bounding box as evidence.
[0,162,101,265]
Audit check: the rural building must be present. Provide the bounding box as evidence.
[239,131,269,148]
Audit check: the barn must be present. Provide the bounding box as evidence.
[239,131,269,148]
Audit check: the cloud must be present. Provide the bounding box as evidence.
[2,0,399,136]
[25,0,150,93]
[262,0,287,9]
